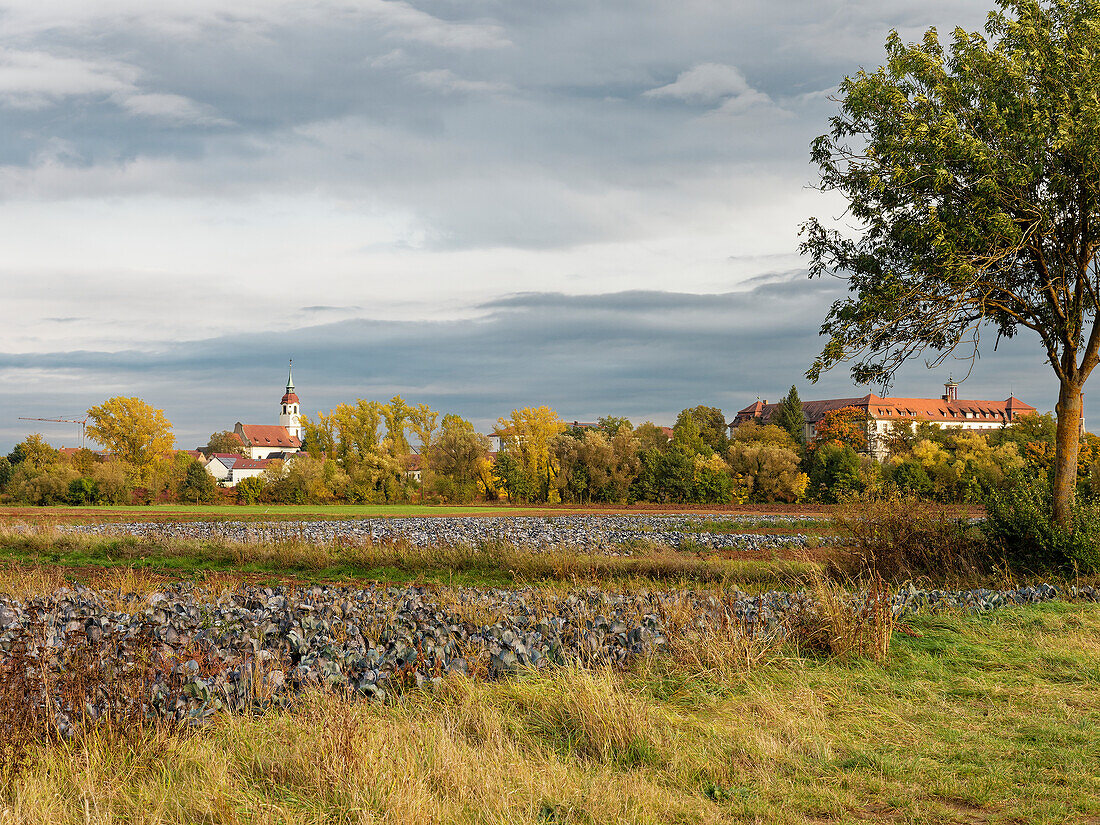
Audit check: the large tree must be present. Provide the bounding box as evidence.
[428,414,490,488]
[496,407,566,502]
[673,406,728,455]
[802,0,1100,526]
[85,397,174,482]
[204,431,245,456]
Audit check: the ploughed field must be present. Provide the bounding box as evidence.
[59,514,828,555]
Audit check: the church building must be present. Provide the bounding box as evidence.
[233,362,305,459]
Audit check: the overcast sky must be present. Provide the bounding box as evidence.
[0,0,1065,451]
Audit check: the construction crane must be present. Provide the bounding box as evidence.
[18,415,89,448]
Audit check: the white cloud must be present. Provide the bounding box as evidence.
[115,92,231,126]
[0,0,510,49]
[0,0,1040,436]
[0,49,133,108]
[644,62,775,113]
[411,69,511,95]
[0,47,225,124]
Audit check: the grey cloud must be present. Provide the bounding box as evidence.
[0,280,1063,451]
[0,1,992,250]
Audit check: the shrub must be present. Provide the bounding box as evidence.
[234,476,265,505]
[832,492,987,580]
[983,475,1100,573]
[66,477,100,505]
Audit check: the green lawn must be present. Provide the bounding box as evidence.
[0,503,828,524]
[3,502,534,518]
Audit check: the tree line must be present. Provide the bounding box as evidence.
[0,390,1082,506]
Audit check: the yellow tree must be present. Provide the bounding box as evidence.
[409,403,440,455]
[85,397,174,483]
[496,407,566,502]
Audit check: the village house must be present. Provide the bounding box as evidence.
[205,454,271,486]
[730,381,1038,460]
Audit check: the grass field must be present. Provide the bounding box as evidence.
[0,502,544,523]
[0,528,819,590]
[0,502,846,526]
[1,601,1098,824]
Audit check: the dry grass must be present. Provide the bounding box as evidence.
[831,492,989,582]
[782,570,895,663]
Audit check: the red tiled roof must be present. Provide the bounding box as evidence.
[238,424,302,449]
[732,392,1037,427]
[209,454,270,471]
[281,392,299,404]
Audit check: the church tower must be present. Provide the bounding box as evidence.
[279,360,303,440]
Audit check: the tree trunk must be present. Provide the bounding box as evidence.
[1052,379,1084,530]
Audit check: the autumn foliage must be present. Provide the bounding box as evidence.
[808,407,868,453]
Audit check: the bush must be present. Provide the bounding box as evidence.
[235,476,265,505]
[983,475,1100,573]
[66,477,100,505]
[832,492,987,580]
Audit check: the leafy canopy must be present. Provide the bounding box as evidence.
[802,0,1100,390]
[85,397,174,481]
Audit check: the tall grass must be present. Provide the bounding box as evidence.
[831,492,988,582]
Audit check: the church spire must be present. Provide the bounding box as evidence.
[280,359,303,441]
